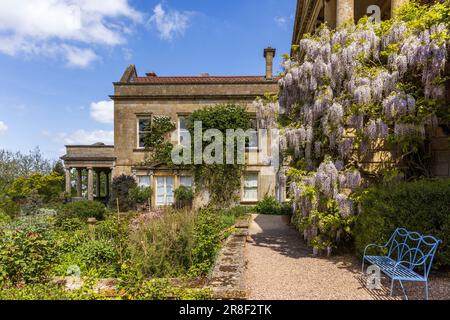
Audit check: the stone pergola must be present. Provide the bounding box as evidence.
[61,144,116,201]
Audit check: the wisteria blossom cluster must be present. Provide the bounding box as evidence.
[289,160,362,241]
[253,98,280,129]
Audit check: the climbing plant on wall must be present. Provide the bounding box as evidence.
[143,116,176,166]
[255,0,450,251]
[186,104,251,207]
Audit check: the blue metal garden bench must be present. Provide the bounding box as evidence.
[362,228,441,300]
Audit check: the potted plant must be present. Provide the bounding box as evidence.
[174,186,194,209]
[129,186,152,211]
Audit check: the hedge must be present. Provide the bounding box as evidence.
[354,179,450,268]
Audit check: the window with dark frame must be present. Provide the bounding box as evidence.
[138,117,151,149]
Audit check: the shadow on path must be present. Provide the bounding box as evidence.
[246,214,450,300]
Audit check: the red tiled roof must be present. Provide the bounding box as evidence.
[131,75,277,84]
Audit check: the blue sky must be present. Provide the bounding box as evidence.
[0,0,296,160]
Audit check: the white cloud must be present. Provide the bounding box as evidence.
[274,15,293,29]
[0,121,8,134]
[122,47,133,61]
[148,3,191,41]
[90,100,114,124]
[63,45,98,68]
[0,0,143,67]
[58,130,114,145]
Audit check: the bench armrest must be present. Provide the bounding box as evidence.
[363,244,387,258]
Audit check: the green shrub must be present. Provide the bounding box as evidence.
[127,209,196,278]
[189,208,223,276]
[129,186,152,205]
[55,217,86,232]
[218,206,252,229]
[60,200,106,221]
[122,278,212,300]
[0,209,10,226]
[0,283,76,300]
[109,175,137,212]
[0,221,57,284]
[354,179,450,268]
[54,239,119,278]
[174,186,194,209]
[255,196,282,215]
[174,186,194,202]
[0,196,20,219]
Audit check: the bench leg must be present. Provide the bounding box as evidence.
[399,280,408,300]
[390,279,395,297]
[425,281,429,300]
[361,259,365,274]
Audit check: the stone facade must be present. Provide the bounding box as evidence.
[62,49,279,207]
[291,0,435,50]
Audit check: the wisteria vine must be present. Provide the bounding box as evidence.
[255,7,449,251]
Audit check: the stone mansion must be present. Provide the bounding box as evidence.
[61,48,279,207]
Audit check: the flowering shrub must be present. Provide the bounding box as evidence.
[255,1,449,251]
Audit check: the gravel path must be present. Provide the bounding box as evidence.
[245,214,450,300]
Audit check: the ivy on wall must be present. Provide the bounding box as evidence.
[186,104,251,207]
[143,116,176,166]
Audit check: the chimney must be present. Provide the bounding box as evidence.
[264,47,276,80]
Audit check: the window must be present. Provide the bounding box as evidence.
[178,116,190,147]
[243,173,258,201]
[137,117,151,148]
[246,118,258,150]
[156,176,174,206]
[180,176,193,189]
[138,176,151,187]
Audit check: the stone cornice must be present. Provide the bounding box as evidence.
[109,94,269,101]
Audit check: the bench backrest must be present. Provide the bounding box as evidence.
[386,228,441,279]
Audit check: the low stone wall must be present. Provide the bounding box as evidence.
[206,216,251,300]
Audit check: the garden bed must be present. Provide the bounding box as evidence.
[0,204,253,300]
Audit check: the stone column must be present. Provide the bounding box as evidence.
[105,172,110,199]
[65,167,72,195]
[95,171,101,198]
[76,168,83,198]
[391,0,408,17]
[87,167,94,201]
[324,0,337,29]
[336,0,354,28]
